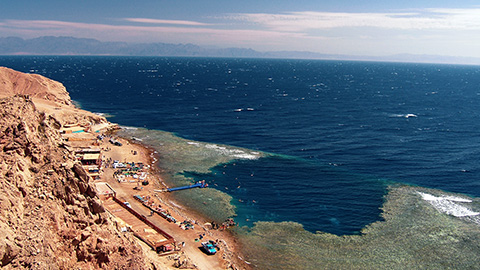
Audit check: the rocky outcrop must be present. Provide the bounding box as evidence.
[0,67,72,106]
[0,94,146,269]
[0,66,110,129]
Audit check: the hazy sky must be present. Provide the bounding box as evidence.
[2,0,480,57]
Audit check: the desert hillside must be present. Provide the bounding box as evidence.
[0,95,149,269]
[0,66,109,128]
[0,67,247,270]
[0,67,71,106]
[0,66,150,269]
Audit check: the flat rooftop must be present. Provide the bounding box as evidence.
[102,197,172,249]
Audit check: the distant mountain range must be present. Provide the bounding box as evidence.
[1,36,479,65]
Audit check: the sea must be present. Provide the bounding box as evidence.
[3,56,480,267]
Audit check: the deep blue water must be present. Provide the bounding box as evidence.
[3,56,480,235]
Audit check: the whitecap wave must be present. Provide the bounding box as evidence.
[233,108,255,112]
[187,141,200,146]
[120,126,138,130]
[188,142,260,160]
[417,192,479,217]
[390,113,417,118]
[443,196,473,203]
[205,144,226,150]
[232,153,259,160]
[94,112,108,117]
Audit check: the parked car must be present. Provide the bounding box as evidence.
[201,241,217,255]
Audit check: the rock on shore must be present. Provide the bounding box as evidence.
[0,68,149,269]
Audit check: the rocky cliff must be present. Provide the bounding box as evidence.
[0,67,108,128]
[0,67,72,106]
[0,70,149,269]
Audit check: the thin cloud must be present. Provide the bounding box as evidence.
[124,18,212,26]
[227,8,480,32]
[0,19,314,46]
[3,7,480,58]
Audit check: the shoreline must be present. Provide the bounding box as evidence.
[0,56,252,269]
[4,65,480,269]
[32,100,480,269]
[0,61,250,270]
[114,126,266,225]
[99,128,251,269]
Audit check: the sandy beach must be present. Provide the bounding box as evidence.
[64,125,250,270]
[0,66,249,269]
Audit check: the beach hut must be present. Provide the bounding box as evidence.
[81,153,101,165]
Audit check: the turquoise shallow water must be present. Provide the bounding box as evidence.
[3,56,480,237]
